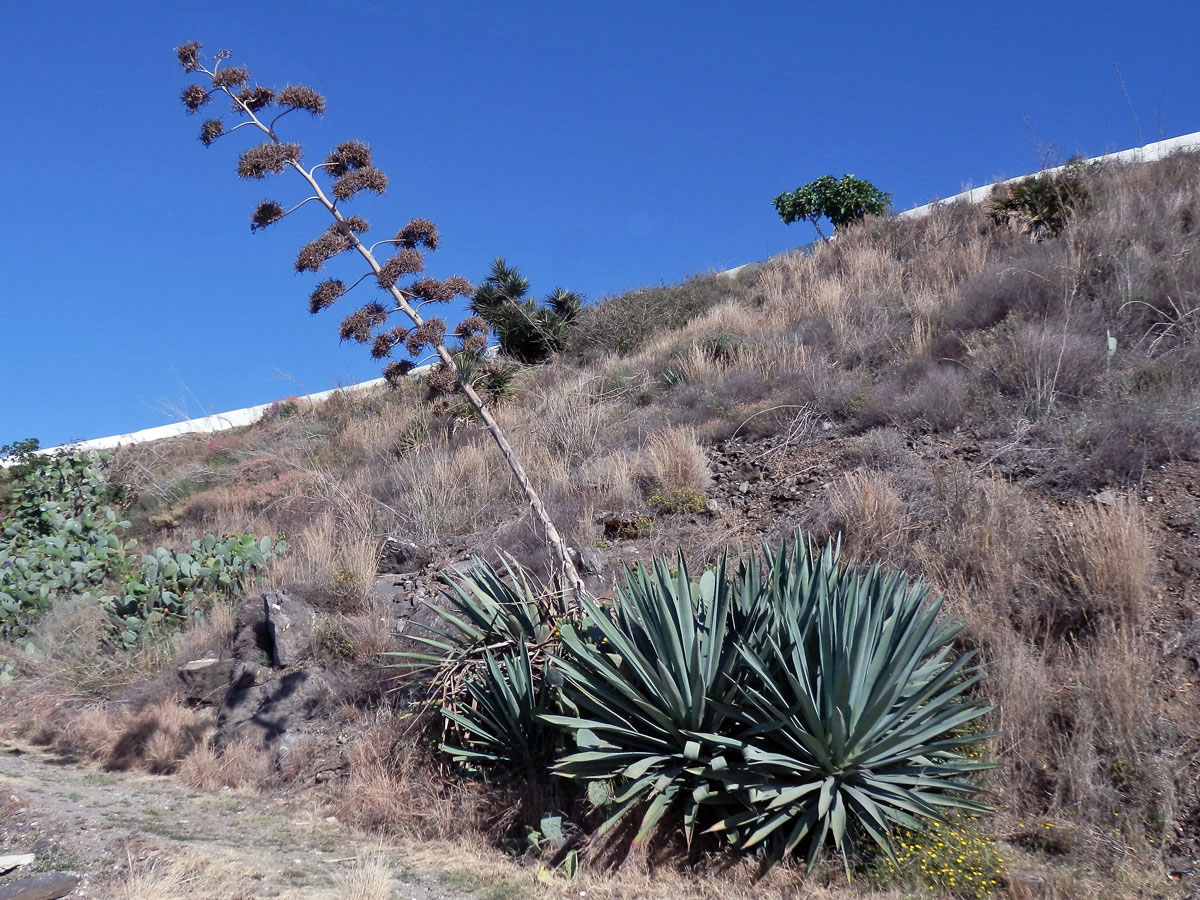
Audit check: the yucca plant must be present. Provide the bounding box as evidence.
[708,563,994,873]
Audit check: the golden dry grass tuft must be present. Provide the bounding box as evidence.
[648,426,711,494]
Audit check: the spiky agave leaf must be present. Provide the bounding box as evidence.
[382,555,565,672]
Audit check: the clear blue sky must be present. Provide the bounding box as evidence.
[2,0,1196,448]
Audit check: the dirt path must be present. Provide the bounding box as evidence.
[0,742,487,899]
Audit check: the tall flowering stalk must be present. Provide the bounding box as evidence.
[173,42,584,596]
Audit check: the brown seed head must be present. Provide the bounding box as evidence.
[339,302,389,343]
[371,327,408,359]
[296,224,354,273]
[335,216,370,235]
[408,277,455,303]
[175,42,203,72]
[235,85,275,112]
[237,142,301,179]
[463,334,488,354]
[384,360,415,386]
[395,218,439,250]
[279,84,326,115]
[250,200,285,232]
[443,276,474,298]
[200,119,225,146]
[324,141,372,177]
[331,167,389,201]
[309,279,346,313]
[181,84,211,113]
[212,66,251,88]
[460,315,488,334]
[425,363,458,394]
[377,249,424,288]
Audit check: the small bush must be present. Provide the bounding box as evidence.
[647,487,707,515]
[988,160,1090,239]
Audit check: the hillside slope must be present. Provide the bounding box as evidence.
[3,150,1199,899]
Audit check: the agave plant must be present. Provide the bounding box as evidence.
[543,551,752,846]
[709,563,994,871]
[441,643,556,775]
[541,532,994,871]
[384,555,566,674]
[384,555,570,760]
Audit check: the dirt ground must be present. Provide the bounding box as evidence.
[0,741,491,899]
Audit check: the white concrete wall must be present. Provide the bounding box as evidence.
[898,130,1200,219]
[19,130,1200,463]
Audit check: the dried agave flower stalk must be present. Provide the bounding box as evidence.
[174,41,583,596]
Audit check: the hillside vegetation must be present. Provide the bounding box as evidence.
[2,151,1199,899]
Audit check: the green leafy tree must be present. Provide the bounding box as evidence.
[773,174,890,241]
[171,42,584,595]
[470,259,582,364]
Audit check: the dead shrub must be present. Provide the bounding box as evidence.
[974,323,1106,417]
[179,735,276,791]
[107,696,212,774]
[334,720,482,841]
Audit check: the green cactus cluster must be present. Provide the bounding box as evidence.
[1,450,284,646]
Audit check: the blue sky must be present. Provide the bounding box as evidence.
[2,0,1196,448]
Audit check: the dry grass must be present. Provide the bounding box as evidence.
[825,470,906,560]
[178,735,276,792]
[1050,496,1152,629]
[331,850,396,900]
[333,717,484,842]
[648,426,711,494]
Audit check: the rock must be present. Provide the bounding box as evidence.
[578,547,607,576]
[177,657,235,704]
[737,481,750,494]
[0,872,81,900]
[704,498,727,515]
[377,537,430,574]
[0,855,35,874]
[218,666,332,745]
[262,590,315,668]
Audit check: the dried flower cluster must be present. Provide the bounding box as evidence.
[200,120,225,146]
[331,167,389,201]
[237,142,302,179]
[176,41,203,72]
[383,360,415,385]
[376,249,425,288]
[278,84,326,115]
[295,220,366,273]
[250,200,286,232]
[324,141,372,177]
[211,66,250,88]
[338,302,389,343]
[395,218,439,250]
[235,85,275,112]
[308,279,347,314]
[181,84,210,113]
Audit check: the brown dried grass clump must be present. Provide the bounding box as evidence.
[825,469,906,561]
[1050,496,1153,629]
[179,736,277,792]
[649,426,711,494]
